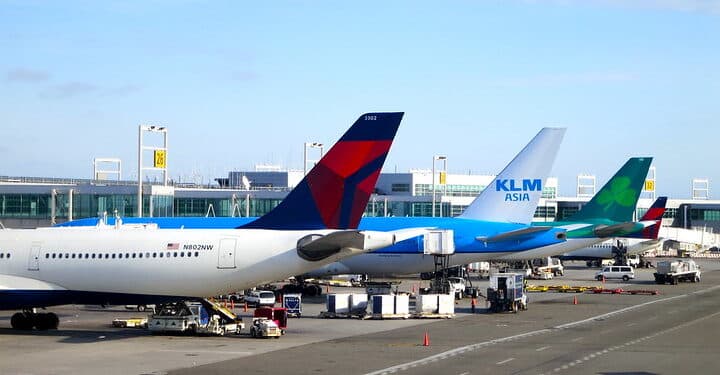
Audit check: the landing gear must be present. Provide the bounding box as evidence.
[10,310,59,330]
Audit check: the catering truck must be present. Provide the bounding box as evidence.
[653,260,701,285]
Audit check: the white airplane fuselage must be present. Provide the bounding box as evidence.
[0,225,374,309]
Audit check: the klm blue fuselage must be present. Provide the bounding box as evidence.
[59,216,564,255]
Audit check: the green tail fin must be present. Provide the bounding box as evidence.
[568,157,653,222]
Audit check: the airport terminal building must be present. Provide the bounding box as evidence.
[1,170,719,236]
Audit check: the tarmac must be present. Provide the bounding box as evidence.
[1,259,718,375]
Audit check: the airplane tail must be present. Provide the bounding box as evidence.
[567,157,653,223]
[241,112,404,230]
[458,127,566,224]
[627,196,667,239]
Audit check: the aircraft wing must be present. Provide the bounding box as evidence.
[297,228,432,261]
[476,226,563,243]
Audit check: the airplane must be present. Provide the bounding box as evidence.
[0,112,415,330]
[58,127,571,276]
[488,157,655,261]
[558,196,667,267]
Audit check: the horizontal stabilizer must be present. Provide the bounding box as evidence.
[297,229,429,262]
[593,221,652,238]
[476,226,563,243]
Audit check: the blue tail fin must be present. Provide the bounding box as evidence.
[241,112,404,230]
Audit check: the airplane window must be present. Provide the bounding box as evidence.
[125,253,130,258]
[72,254,76,259]
[6,253,10,259]
[195,252,199,257]
[104,254,109,259]
[52,254,56,259]
[65,253,70,259]
[132,253,136,259]
[166,252,171,257]
[92,254,96,259]
[160,252,164,258]
[139,253,143,258]
[152,252,157,258]
[0,253,3,259]
[145,252,150,258]
[173,252,178,257]
[45,254,49,259]
[180,252,185,257]
[112,254,116,259]
[85,254,89,259]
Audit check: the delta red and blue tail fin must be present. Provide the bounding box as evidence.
[241,112,404,230]
[627,196,667,239]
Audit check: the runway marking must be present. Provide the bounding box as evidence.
[365,285,720,375]
[157,350,252,355]
[535,309,720,375]
[536,346,550,351]
[496,358,514,365]
[570,337,583,342]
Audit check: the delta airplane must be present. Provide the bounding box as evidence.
[60,127,571,276]
[558,196,667,265]
[0,112,417,330]
[489,157,655,261]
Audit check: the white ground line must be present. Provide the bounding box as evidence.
[364,285,720,375]
[536,346,550,352]
[496,358,515,365]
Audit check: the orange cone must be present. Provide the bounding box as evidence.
[423,331,430,346]
[243,302,248,312]
[231,300,235,310]
[573,296,578,305]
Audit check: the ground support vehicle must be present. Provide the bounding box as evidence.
[253,307,288,334]
[111,317,148,328]
[486,273,527,313]
[148,299,244,336]
[653,260,701,285]
[595,265,635,281]
[244,290,276,307]
[532,257,564,276]
[249,317,282,338]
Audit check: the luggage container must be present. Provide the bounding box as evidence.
[282,294,302,317]
[371,294,410,319]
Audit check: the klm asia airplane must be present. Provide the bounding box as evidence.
[59,128,570,276]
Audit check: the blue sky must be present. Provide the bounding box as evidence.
[1,0,719,198]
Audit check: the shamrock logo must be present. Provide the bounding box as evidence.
[596,176,637,212]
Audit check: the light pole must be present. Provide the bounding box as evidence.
[137,125,168,217]
[432,155,447,217]
[303,142,324,176]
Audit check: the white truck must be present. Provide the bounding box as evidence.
[653,259,701,285]
[148,299,244,336]
[532,257,564,277]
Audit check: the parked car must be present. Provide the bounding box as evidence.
[125,304,156,312]
[245,290,276,307]
[595,266,635,282]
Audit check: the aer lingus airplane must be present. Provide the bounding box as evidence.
[59,127,570,276]
[0,112,416,330]
[558,196,667,266]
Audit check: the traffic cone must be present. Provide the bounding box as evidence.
[412,284,416,294]
[243,302,248,312]
[230,300,235,310]
[573,296,578,305]
[327,285,330,293]
[422,331,430,346]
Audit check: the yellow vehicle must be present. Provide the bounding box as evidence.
[112,317,148,328]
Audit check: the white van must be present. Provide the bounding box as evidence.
[596,266,635,282]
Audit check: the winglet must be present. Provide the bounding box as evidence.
[567,157,653,223]
[459,127,566,224]
[241,112,404,230]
